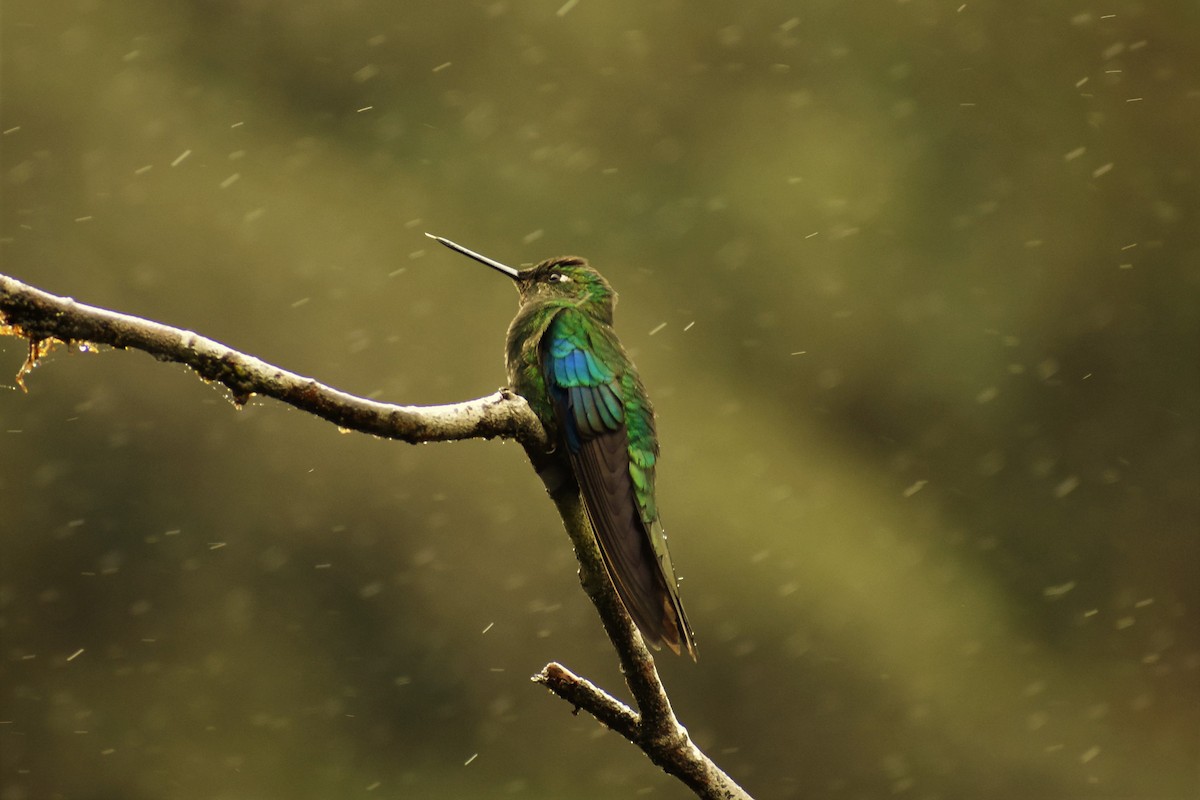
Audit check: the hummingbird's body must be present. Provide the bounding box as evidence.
[428,235,696,658]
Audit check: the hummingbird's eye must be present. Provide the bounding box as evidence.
[547,272,571,283]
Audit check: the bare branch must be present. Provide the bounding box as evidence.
[0,271,754,799]
[534,660,752,799]
[534,662,639,738]
[0,273,547,449]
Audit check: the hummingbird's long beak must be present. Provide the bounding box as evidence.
[425,233,520,280]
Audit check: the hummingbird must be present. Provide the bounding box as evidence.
[427,233,697,659]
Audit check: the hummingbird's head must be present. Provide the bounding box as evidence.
[426,234,616,321]
[514,257,615,318]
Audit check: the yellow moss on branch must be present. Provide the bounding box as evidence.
[1,322,60,393]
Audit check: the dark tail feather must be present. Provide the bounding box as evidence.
[570,430,697,659]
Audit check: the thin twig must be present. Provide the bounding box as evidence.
[533,662,752,799]
[0,271,754,799]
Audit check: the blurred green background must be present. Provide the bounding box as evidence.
[2,2,1198,798]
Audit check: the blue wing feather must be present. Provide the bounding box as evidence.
[543,314,623,450]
